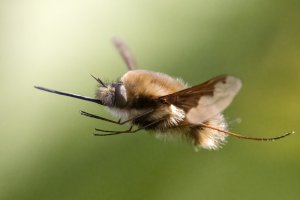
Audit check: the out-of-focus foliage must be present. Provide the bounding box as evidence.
[0,0,299,199]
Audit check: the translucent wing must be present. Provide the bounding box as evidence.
[159,75,242,124]
[112,37,137,71]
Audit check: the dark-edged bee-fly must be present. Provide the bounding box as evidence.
[34,38,293,150]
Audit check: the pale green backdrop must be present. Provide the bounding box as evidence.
[0,0,299,200]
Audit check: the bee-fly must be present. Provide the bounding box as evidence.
[34,38,293,150]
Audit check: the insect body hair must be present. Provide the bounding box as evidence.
[193,114,228,150]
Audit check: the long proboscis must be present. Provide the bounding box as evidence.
[34,86,103,105]
[201,123,294,141]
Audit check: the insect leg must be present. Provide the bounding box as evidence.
[80,109,154,125]
[173,122,293,141]
[94,116,167,136]
[80,111,120,124]
[199,123,294,141]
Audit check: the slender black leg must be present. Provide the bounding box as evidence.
[94,126,134,136]
[80,109,153,125]
[80,111,120,124]
[94,116,166,136]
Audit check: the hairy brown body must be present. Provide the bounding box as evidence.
[109,70,187,127]
[106,70,228,150]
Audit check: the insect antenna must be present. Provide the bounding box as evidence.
[34,86,104,105]
[200,123,294,141]
[90,74,107,88]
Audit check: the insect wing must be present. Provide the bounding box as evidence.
[159,75,242,124]
[112,37,137,71]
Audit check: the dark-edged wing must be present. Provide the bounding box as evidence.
[159,75,242,124]
[112,37,137,71]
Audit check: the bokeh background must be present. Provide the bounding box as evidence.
[1,0,299,199]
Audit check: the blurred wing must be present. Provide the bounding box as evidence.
[112,37,137,70]
[159,75,242,124]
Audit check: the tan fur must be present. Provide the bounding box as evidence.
[121,70,187,100]
[116,70,188,127]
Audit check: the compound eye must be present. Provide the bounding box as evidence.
[114,84,127,107]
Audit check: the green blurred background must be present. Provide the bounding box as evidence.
[1,0,299,199]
